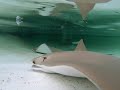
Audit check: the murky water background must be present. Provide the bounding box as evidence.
[0,0,120,63]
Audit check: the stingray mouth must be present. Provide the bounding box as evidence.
[32,64,42,68]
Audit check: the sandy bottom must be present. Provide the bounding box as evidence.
[0,34,98,90]
[0,64,98,90]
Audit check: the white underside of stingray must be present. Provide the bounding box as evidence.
[32,65,86,78]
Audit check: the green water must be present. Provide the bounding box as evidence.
[0,0,120,63]
[0,34,120,62]
[0,0,120,36]
[21,34,120,56]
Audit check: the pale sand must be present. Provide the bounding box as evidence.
[0,64,98,90]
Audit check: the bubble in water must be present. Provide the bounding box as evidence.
[16,16,23,26]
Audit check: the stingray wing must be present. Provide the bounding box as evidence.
[72,54,120,90]
[76,3,95,20]
[74,0,112,19]
[75,39,87,51]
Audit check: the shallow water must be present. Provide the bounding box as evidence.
[0,33,119,90]
[0,0,120,61]
[0,33,120,64]
[0,0,120,36]
[0,1,120,90]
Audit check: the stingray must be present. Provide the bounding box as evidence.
[33,39,87,78]
[32,39,120,90]
[74,0,112,20]
[36,0,111,20]
[49,0,111,20]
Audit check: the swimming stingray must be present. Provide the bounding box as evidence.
[36,0,111,20]
[74,0,112,20]
[32,39,120,90]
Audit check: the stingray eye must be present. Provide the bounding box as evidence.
[33,61,35,64]
[43,57,47,62]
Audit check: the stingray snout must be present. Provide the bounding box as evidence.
[33,60,35,64]
[32,56,47,64]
